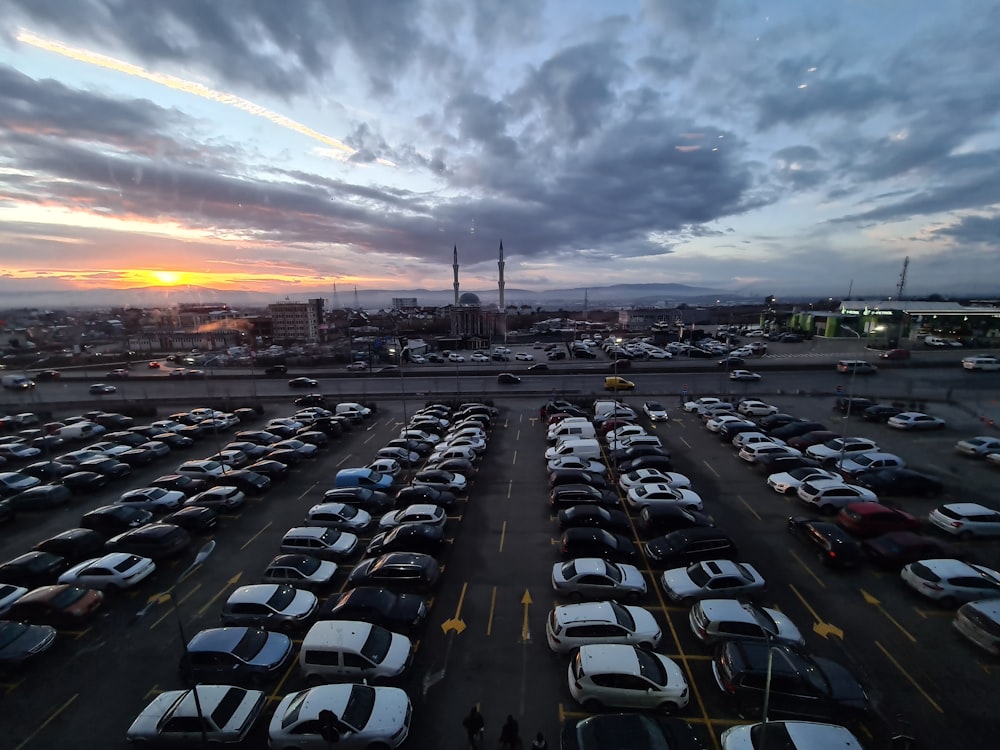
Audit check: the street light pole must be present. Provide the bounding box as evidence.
[390,345,407,424]
[133,540,216,747]
[838,325,863,469]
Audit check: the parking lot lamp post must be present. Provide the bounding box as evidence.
[133,540,216,747]
[389,346,407,424]
[838,325,863,468]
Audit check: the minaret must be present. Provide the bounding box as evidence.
[498,240,506,311]
[452,245,460,305]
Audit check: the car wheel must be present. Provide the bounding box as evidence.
[582,698,603,713]
[939,596,957,609]
[658,701,679,713]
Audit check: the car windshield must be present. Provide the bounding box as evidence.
[634,648,668,686]
[600,561,622,583]
[687,564,712,587]
[609,601,635,630]
[266,584,297,610]
[341,684,377,732]
[50,586,87,608]
[360,624,392,663]
[208,686,249,728]
[0,621,30,647]
[339,505,358,519]
[292,557,321,575]
[231,628,268,661]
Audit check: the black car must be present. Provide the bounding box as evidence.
[346,552,441,594]
[717,421,759,442]
[262,423,298,439]
[853,468,944,498]
[833,397,876,415]
[862,404,905,423]
[105,523,192,560]
[288,377,318,388]
[80,504,154,537]
[235,430,282,446]
[0,552,70,588]
[617,455,675,475]
[643,528,739,568]
[497,373,521,385]
[686,347,715,358]
[21,460,75,481]
[150,473,210,497]
[245,460,292,482]
[759,414,803,432]
[78,457,132,479]
[609,445,670,464]
[863,531,967,569]
[560,528,637,562]
[295,430,329,447]
[712,640,869,721]
[265,448,303,467]
[305,417,345,437]
[104,431,148,447]
[0,498,14,524]
[549,484,619,511]
[386,438,432,457]
[94,413,134,429]
[636,505,716,538]
[62,471,110,493]
[294,394,327,407]
[224,441,271,460]
[322,487,394,514]
[395,486,458,510]
[425,458,477,477]
[152,432,195,450]
[32,528,106,563]
[561,714,702,750]
[7,484,72,510]
[549,469,608,490]
[264,364,288,376]
[118,447,158,466]
[557,505,631,534]
[769,421,828,440]
[365,524,446,559]
[754,454,823,476]
[31,435,66,452]
[162,505,219,535]
[718,356,745,367]
[317,586,428,635]
[786,516,863,567]
[211,469,271,496]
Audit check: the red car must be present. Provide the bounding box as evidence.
[862,531,966,569]
[835,502,922,539]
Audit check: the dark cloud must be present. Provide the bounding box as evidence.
[641,0,719,36]
[931,214,1000,246]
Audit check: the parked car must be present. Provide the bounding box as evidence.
[3,584,104,627]
[887,412,946,430]
[551,558,646,602]
[901,559,1000,607]
[560,528,638,563]
[863,532,966,569]
[366,523,446,559]
[346,552,441,593]
[0,551,70,588]
[928,503,1000,539]
[32,528,105,563]
[105,523,192,560]
[660,560,766,604]
[561,714,702,750]
[261,554,338,590]
[317,586,427,635]
[557,505,631,534]
[955,436,1000,458]
[637,505,715,538]
[954,599,1000,656]
[126,685,267,746]
[688,599,804,647]
[162,505,218,535]
[862,404,905,423]
[569,643,689,712]
[836,503,922,539]
[545,601,661,654]
[58,552,156,591]
[180,626,293,685]
[220,583,318,631]
[0,620,57,666]
[853,467,943,497]
[80,504,154,537]
[797,479,877,514]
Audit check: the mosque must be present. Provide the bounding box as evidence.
[447,242,508,346]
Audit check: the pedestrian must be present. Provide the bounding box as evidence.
[531,731,548,750]
[499,714,521,750]
[462,705,485,749]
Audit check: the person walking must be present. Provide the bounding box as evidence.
[462,705,485,749]
[499,714,521,750]
[531,731,548,750]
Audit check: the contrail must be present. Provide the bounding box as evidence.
[17,29,396,167]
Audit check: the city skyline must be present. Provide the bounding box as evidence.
[2,1,999,300]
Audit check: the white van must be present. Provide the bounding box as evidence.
[547,422,597,444]
[335,402,372,418]
[299,620,412,682]
[544,438,602,462]
[55,421,105,441]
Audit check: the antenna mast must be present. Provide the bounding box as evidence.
[896,256,909,300]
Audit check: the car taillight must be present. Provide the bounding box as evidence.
[827,550,837,559]
[561,543,569,554]
[951,521,963,528]
[573,681,583,690]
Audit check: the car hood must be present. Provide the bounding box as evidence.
[249,631,293,667]
[367,688,410,736]
[0,622,56,661]
[389,594,427,624]
[661,569,698,596]
[814,657,869,708]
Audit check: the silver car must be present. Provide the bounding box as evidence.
[551,558,647,602]
[220,584,318,631]
[721,721,865,750]
[127,685,266,745]
[661,560,766,604]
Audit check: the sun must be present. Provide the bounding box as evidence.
[151,270,184,285]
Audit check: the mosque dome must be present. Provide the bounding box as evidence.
[459,292,481,306]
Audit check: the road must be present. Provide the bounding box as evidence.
[1,370,999,748]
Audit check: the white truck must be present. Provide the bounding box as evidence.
[962,355,1000,372]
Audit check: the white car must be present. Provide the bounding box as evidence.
[551,558,647,601]
[737,400,779,417]
[721,721,865,750]
[796,478,877,513]
[806,437,880,462]
[59,552,156,591]
[378,503,447,530]
[642,401,669,421]
[705,415,744,433]
[0,443,41,460]
[470,352,490,362]
[434,436,486,454]
[683,397,722,413]
[767,468,843,495]
[128,685,266,746]
[0,472,42,494]
[729,369,761,382]
[569,644,689,712]
[515,352,534,361]
[610,435,663,452]
[545,601,661,654]
[269,684,411,750]
[626,484,703,512]
[618,469,691,492]
[409,354,427,364]
[547,456,607,475]
[954,599,1000,655]
[186,486,247,511]
[689,599,804,647]
[176,459,228,478]
[738,443,802,464]
[901,559,1000,607]
[661,559,766,603]
[267,417,305,431]
[400,428,440,443]
[928,503,1000,538]
[605,424,647,444]
[955,436,1000,458]
[447,353,465,363]
[304,502,373,531]
[446,426,487,442]
[731,431,779,450]
[887,411,946,430]
[119,487,186,510]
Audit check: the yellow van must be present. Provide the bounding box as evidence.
[604,376,635,391]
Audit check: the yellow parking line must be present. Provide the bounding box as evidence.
[735,494,761,521]
[788,549,826,589]
[241,520,272,550]
[702,460,720,478]
[14,693,77,750]
[679,436,692,449]
[487,586,498,636]
[874,640,943,713]
[499,520,507,553]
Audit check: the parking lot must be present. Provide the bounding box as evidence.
[1,388,999,748]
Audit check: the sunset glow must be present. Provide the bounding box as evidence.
[150,270,184,285]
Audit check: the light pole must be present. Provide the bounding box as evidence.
[838,325,863,469]
[746,606,778,737]
[133,540,216,747]
[389,345,408,424]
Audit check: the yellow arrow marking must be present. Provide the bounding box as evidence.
[521,589,533,642]
[789,584,843,639]
[860,589,916,643]
[197,572,243,617]
[441,581,468,634]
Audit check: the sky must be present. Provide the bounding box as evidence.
[1,0,999,303]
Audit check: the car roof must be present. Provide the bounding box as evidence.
[578,643,641,673]
[188,627,249,651]
[227,584,283,604]
[937,502,995,515]
[301,620,375,648]
[554,601,618,625]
